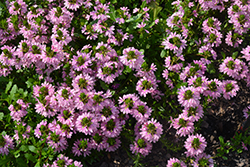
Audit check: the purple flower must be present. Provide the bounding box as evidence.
[219,57,247,80]
[183,105,204,122]
[47,131,68,153]
[136,76,158,97]
[203,79,223,99]
[51,154,74,167]
[241,45,250,61]
[118,94,140,114]
[162,32,187,57]
[193,153,214,167]
[184,134,207,157]
[221,80,239,100]
[178,86,200,108]
[120,47,144,70]
[140,118,163,143]
[130,136,152,157]
[171,113,194,137]
[166,157,187,167]
[105,137,121,152]
[101,118,122,138]
[64,0,83,11]
[72,138,91,157]
[75,112,99,135]
[0,134,14,156]
[8,99,29,122]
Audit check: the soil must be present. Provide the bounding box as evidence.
[91,81,250,167]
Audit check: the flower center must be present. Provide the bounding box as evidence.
[147,123,156,135]
[184,90,193,100]
[192,138,201,150]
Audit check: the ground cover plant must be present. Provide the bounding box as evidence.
[0,0,250,166]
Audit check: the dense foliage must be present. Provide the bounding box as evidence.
[0,0,250,166]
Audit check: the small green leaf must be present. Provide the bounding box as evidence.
[35,160,41,167]
[221,52,226,59]
[28,145,38,153]
[126,14,143,23]
[5,81,12,93]
[25,153,37,163]
[20,145,28,152]
[16,157,27,166]
[232,51,238,59]
[222,156,228,160]
[219,136,224,144]
[0,112,3,120]
[160,50,166,58]
[100,81,109,91]
[9,84,17,102]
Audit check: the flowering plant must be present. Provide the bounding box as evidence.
[0,0,250,166]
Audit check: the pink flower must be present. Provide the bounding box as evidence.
[118,94,140,114]
[221,80,239,100]
[166,157,187,167]
[140,118,163,143]
[51,154,73,167]
[136,76,159,97]
[130,136,152,157]
[171,114,194,137]
[162,32,187,57]
[120,47,144,70]
[219,57,246,80]
[183,105,204,122]
[105,137,121,152]
[193,153,214,167]
[203,79,223,99]
[178,86,200,108]
[241,45,250,61]
[75,112,99,135]
[184,134,207,157]
[47,132,68,153]
[101,118,122,138]
[72,138,91,157]
[0,134,14,156]
[64,0,83,11]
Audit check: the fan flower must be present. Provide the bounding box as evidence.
[184,134,207,157]
[75,112,99,135]
[130,136,152,157]
[221,80,239,100]
[166,157,187,167]
[178,86,200,108]
[120,47,144,70]
[72,138,91,157]
[0,134,14,156]
[140,118,163,143]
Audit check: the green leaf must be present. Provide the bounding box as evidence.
[126,14,143,23]
[100,81,109,91]
[232,51,238,59]
[207,63,216,74]
[219,136,224,144]
[0,157,11,166]
[108,5,116,21]
[0,112,3,120]
[35,160,41,167]
[140,0,147,9]
[20,145,28,152]
[222,156,228,160]
[221,52,226,59]
[25,153,37,163]
[28,145,38,153]
[16,157,27,166]
[5,81,12,94]
[9,84,17,102]
[160,50,166,58]
[25,78,34,88]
